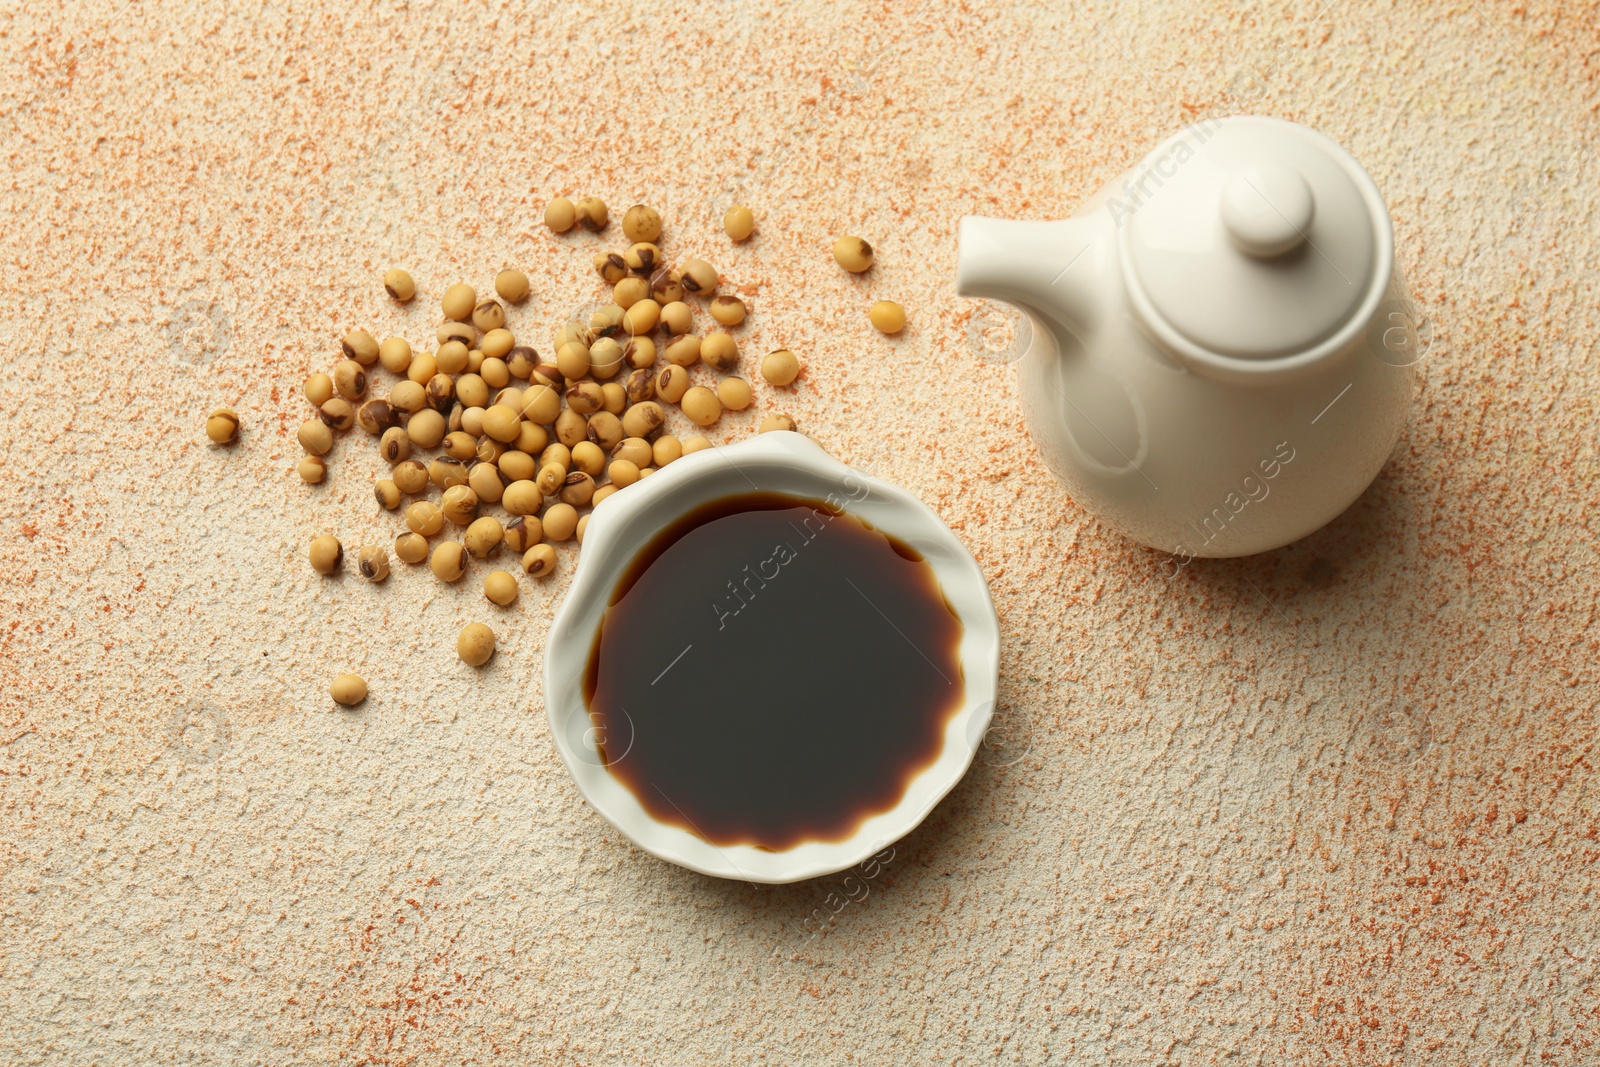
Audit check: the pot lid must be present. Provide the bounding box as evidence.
[1119,118,1387,361]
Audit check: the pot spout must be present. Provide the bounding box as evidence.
[956,215,1099,333]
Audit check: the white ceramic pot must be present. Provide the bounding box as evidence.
[957,116,1420,558]
[542,432,1001,883]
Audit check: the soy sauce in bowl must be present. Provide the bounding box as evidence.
[583,491,965,851]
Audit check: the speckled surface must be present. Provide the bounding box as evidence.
[2,2,1598,1064]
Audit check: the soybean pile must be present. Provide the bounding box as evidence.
[245,199,907,703]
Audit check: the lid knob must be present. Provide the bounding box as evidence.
[1220,163,1315,258]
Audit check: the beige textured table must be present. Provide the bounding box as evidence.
[3,2,1597,1064]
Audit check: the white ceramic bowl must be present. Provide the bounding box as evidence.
[542,432,1000,884]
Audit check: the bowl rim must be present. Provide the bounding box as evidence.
[541,431,1001,884]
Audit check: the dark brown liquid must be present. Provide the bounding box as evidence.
[584,492,965,851]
